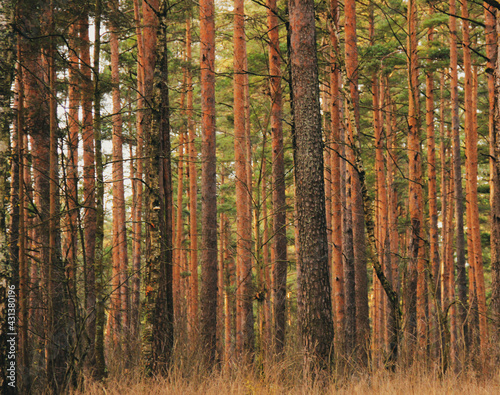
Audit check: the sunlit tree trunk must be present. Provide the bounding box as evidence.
[234,0,253,358]
[267,0,287,356]
[462,0,487,362]
[199,0,218,364]
[131,0,144,347]
[490,4,500,346]
[406,0,427,361]
[329,0,344,353]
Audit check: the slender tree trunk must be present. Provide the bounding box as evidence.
[92,0,107,379]
[185,16,199,344]
[199,0,218,364]
[344,0,369,362]
[490,5,500,347]
[132,0,144,348]
[329,0,344,354]
[289,0,334,366]
[109,0,129,349]
[405,0,426,361]
[462,0,487,362]
[174,129,185,325]
[234,0,253,358]
[79,11,97,364]
[47,3,68,386]
[267,0,287,356]
[425,15,440,359]
[450,0,468,363]
[66,23,79,328]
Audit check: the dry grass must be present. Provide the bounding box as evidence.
[70,361,500,395]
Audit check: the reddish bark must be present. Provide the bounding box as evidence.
[267,0,287,355]
[450,0,468,361]
[199,0,218,363]
[110,0,129,343]
[329,0,344,352]
[345,0,369,361]
[234,0,253,358]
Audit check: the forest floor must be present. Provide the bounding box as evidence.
[71,364,500,394]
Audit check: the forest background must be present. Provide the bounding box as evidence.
[1,0,500,393]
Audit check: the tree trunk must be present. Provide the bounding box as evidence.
[344,0,369,362]
[267,0,287,356]
[462,0,487,362]
[289,0,334,366]
[146,0,174,372]
[329,0,344,354]
[78,11,97,364]
[131,0,144,348]
[185,16,199,344]
[199,0,218,364]
[109,0,129,349]
[450,0,468,363]
[234,0,253,359]
[490,4,500,348]
[425,14,440,359]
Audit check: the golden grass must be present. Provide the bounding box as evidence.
[71,362,500,395]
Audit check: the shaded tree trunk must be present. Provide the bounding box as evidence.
[185,16,199,344]
[289,0,334,366]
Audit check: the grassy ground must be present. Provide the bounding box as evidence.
[71,362,500,394]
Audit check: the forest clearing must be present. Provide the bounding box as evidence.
[1,0,500,393]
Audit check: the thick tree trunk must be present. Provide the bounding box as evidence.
[199,0,218,364]
[289,0,334,366]
[146,0,174,372]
